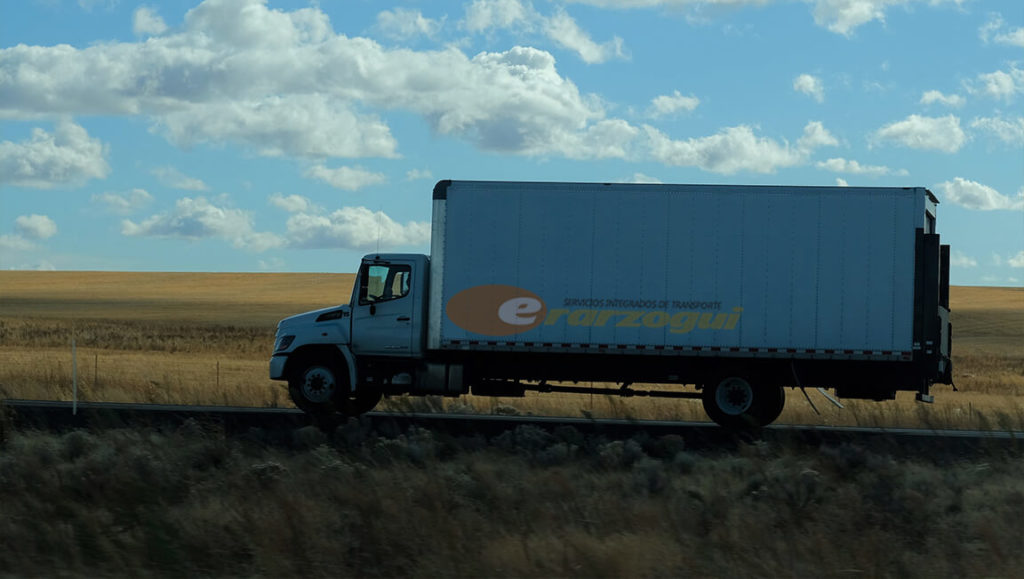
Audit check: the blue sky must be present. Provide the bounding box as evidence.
[1,0,1021,286]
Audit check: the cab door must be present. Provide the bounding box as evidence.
[351,259,415,357]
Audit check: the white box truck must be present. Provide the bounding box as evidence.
[270,180,953,427]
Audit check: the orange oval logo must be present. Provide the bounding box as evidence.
[446,285,547,336]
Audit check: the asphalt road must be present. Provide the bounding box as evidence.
[4,399,1022,456]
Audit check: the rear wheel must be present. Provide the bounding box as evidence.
[702,377,785,429]
[757,385,786,425]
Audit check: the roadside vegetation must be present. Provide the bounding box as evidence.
[1,419,1023,577]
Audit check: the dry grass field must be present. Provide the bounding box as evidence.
[1,271,1022,429]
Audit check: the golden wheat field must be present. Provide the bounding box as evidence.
[1,271,1022,429]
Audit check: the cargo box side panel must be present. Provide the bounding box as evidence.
[892,193,917,351]
[763,193,803,348]
[587,189,671,346]
[438,182,916,357]
[865,193,903,351]
[518,186,598,344]
[739,191,771,348]
[810,189,915,354]
[440,182,600,344]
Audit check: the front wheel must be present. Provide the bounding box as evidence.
[702,377,785,429]
[289,361,344,416]
[288,358,382,417]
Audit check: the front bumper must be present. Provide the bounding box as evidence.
[269,354,288,380]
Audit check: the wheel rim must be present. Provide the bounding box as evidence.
[300,366,337,403]
[715,377,753,415]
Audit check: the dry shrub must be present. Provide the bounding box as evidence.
[3,424,1024,577]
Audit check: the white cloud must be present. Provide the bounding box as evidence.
[546,119,640,160]
[1010,251,1024,268]
[933,177,1024,211]
[971,116,1024,145]
[919,90,964,108]
[122,196,284,251]
[462,0,532,33]
[811,0,888,36]
[950,250,977,268]
[0,121,110,188]
[567,0,964,37]
[645,121,834,174]
[0,234,36,252]
[623,173,662,184]
[285,207,430,250]
[461,0,625,64]
[980,14,1024,48]
[376,8,444,40]
[835,177,849,187]
[406,169,433,181]
[994,29,1024,48]
[2,0,982,179]
[807,0,962,37]
[542,8,626,64]
[816,157,907,177]
[258,257,286,271]
[92,188,154,214]
[796,121,839,149]
[133,6,168,37]
[977,71,1015,100]
[648,90,700,118]
[793,74,824,103]
[154,96,399,160]
[268,193,315,213]
[304,165,388,191]
[2,214,57,254]
[15,214,57,240]
[151,166,210,191]
[969,67,1024,101]
[78,0,117,11]
[872,114,966,153]
[1,2,625,161]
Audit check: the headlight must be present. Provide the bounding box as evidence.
[316,309,345,322]
[275,335,296,352]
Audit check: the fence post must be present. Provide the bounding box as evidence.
[72,323,77,416]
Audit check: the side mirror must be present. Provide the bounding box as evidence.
[369,304,376,316]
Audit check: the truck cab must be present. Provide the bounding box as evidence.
[270,254,432,416]
[350,255,428,359]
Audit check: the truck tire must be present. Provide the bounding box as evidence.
[702,377,784,429]
[756,385,786,426]
[288,356,382,417]
[289,359,345,416]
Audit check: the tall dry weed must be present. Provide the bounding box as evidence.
[4,422,1024,576]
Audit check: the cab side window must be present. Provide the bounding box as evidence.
[359,264,411,305]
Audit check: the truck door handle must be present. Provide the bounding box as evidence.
[397,316,411,321]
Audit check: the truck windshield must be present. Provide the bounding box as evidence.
[359,263,411,304]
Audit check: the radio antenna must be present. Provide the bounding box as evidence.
[376,205,383,254]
